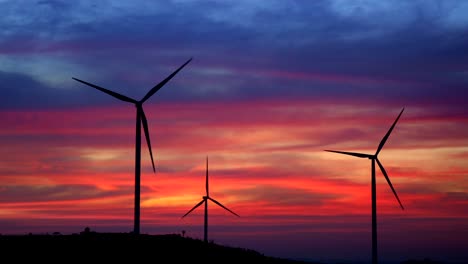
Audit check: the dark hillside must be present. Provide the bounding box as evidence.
[0,231,316,263]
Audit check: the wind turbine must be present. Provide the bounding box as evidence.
[72,58,192,235]
[182,157,239,243]
[325,108,405,264]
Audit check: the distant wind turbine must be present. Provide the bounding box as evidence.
[182,157,239,243]
[72,58,192,235]
[325,108,405,264]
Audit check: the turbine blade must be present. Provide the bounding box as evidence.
[181,199,205,218]
[206,156,209,196]
[140,107,155,173]
[376,108,405,156]
[324,150,372,158]
[376,158,404,210]
[72,78,137,104]
[141,58,192,103]
[208,197,240,217]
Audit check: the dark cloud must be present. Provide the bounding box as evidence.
[0,1,466,109]
[0,70,119,110]
[0,183,150,202]
[1,71,58,109]
[441,191,468,202]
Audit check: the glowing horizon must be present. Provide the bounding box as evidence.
[1,100,466,261]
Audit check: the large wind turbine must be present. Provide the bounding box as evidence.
[325,108,405,264]
[72,58,192,235]
[182,157,239,243]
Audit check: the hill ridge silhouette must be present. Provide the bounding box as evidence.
[0,229,316,263]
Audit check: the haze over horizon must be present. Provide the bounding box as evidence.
[1,1,467,263]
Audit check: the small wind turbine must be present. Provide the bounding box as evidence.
[325,108,405,264]
[182,157,239,243]
[72,58,192,235]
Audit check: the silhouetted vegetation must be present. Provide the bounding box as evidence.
[0,231,317,263]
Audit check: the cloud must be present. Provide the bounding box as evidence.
[0,70,118,110]
[0,0,466,109]
[441,191,468,202]
[0,184,133,202]
[224,185,339,206]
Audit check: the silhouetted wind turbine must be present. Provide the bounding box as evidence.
[182,157,239,243]
[72,58,192,235]
[325,108,405,264]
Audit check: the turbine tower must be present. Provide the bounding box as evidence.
[182,157,239,243]
[72,58,192,235]
[325,108,405,264]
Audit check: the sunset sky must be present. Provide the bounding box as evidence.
[1,1,467,263]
